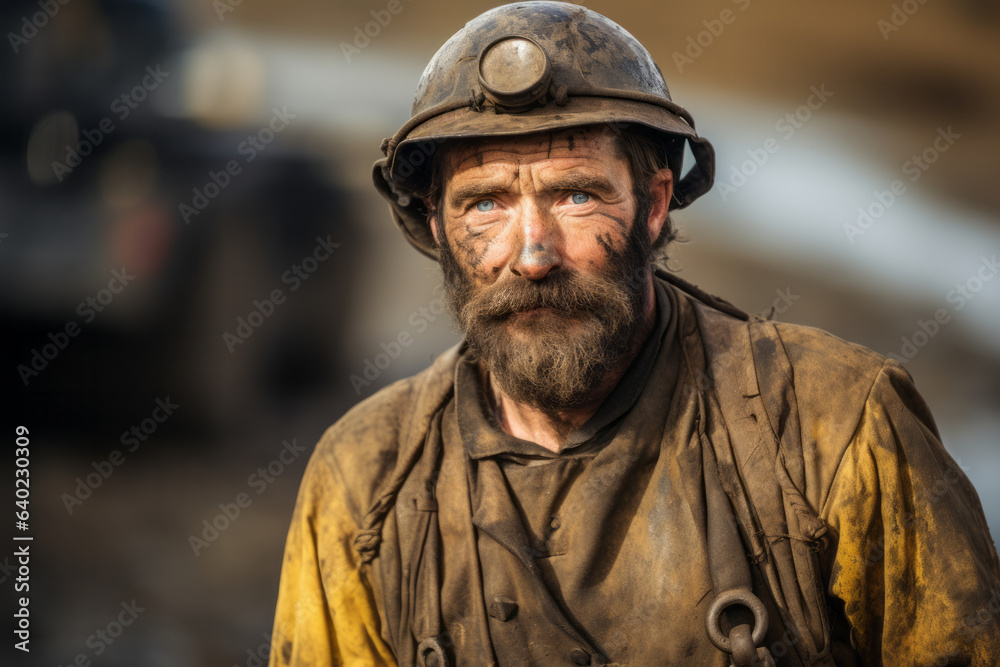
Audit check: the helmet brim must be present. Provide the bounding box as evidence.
[389,96,696,187]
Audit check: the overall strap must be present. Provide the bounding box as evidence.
[351,345,462,666]
[746,317,831,660]
[697,302,834,666]
[659,269,834,665]
[702,438,777,667]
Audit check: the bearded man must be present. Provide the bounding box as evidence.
[269,3,1000,666]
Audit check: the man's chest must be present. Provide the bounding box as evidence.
[433,416,731,666]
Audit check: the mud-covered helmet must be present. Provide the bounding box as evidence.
[373,1,716,260]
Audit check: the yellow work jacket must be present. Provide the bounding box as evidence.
[269,275,1000,666]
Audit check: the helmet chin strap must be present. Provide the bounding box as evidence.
[673,135,716,210]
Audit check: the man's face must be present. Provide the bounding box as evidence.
[429,127,669,412]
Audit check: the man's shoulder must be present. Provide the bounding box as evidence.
[769,319,889,392]
[307,343,462,517]
[685,289,901,501]
[749,318,896,450]
[762,320,912,507]
[675,277,891,398]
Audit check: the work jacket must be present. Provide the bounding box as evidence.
[269,274,1000,666]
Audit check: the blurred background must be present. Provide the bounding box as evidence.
[1,0,998,664]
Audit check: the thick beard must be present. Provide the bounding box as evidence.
[438,206,654,413]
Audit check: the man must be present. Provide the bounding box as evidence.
[270,3,1000,665]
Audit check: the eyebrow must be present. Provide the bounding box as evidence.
[447,172,620,210]
[447,181,508,209]
[540,173,618,198]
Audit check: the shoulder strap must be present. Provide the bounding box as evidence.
[351,345,462,667]
[746,317,832,657]
[673,276,834,666]
[354,343,462,563]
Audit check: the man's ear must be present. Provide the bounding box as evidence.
[646,167,674,245]
[425,199,441,246]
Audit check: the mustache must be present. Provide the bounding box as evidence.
[459,270,623,322]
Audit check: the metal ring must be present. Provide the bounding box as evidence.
[705,588,769,653]
[417,636,448,667]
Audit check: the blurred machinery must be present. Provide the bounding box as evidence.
[1,0,364,444]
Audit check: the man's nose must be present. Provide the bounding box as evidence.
[509,207,562,280]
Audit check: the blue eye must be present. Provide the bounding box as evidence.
[475,200,495,212]
[570,192,590,204]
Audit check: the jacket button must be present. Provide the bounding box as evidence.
[487,596,518,622]
[570,648,591,665]
[549,516,561,530]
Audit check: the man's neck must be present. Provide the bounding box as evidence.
[484,276,658,453]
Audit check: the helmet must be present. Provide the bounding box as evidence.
[373,1,716,260]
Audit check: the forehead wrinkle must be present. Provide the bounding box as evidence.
[451,141,549,171]
[448,129,614,169]
[443,131,628,209]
